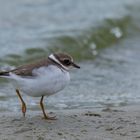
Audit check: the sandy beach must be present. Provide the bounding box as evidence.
[0,105,139,140]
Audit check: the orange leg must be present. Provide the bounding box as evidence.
[40,95,56,120]
[16,89,26,117]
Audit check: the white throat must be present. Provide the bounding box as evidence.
[48,54,69,71]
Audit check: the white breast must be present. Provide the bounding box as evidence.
[11,65,70,97]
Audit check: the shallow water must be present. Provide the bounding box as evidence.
[0,0,140,111]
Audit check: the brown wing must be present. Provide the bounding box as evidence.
[3,58,52,77]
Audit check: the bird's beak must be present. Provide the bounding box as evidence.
[71,62,80,69]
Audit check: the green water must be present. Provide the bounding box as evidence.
[0,16,131,66]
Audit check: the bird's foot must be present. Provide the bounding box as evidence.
[42,115,57,120]
[21,103,26,117]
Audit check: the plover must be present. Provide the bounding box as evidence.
[0,52,80,119]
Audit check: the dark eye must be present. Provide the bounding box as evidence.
[63,59,71,65]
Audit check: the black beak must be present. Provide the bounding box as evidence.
[71,62,80,69]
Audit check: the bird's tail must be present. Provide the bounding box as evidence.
[0,71,10,76]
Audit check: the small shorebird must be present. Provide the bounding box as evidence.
[0,52,80,119]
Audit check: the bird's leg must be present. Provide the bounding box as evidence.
[40,95,56,120]
[16,89,27,117]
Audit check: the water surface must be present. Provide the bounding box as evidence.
[0,0,140,111]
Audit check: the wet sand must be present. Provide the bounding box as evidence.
[0,105,140,140]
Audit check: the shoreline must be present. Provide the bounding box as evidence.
[0,105,140,140]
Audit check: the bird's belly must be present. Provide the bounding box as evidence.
[18,68,70,97]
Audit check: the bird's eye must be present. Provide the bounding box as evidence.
[63,59,71,65]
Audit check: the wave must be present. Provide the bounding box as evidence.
[0,16,132,67]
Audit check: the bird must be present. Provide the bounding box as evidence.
[0,52,80,120]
